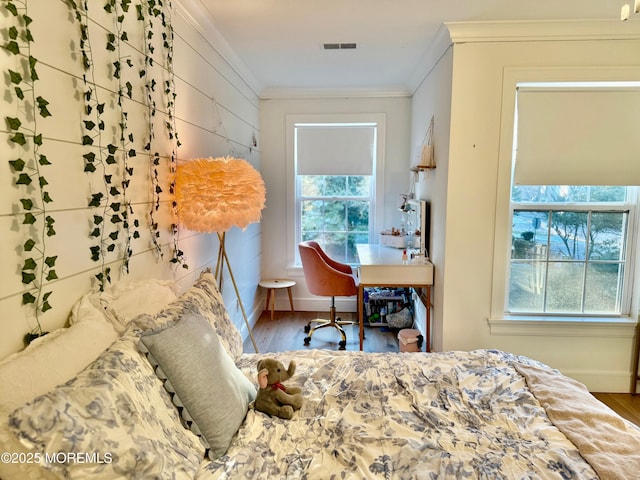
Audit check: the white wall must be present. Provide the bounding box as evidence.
[414,21,640,391]
[0,0,262,359]
[259,95,411,311]
[409,44,453,350]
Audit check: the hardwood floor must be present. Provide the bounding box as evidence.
[244,310,400,354]
[245,310,640,426]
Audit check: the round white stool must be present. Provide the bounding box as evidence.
[259,279,296,320]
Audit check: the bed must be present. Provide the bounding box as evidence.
[1,270,640,480]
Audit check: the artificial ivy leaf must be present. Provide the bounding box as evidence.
[136,4,143,20]
[107,244,116,252]
[120,32,128,42]
[109,187,120,196]
[22,292,36,305]
[9,70,22,84]
[21,270,36,284]
[42,192,52,203]
[84,120,96,130]
[93,215,103,224]
[14,86,24,100]
[46,225,55,236]
[128,149,136,157]
[23,14,33,25]
[23,213,36,225]
[106,155,116,164]
[104,3,112,13]
[4,41,19,55]
[106,42,115,52]
[107,144,117,154]
[16,173,32,185]
[20,198,33,210]
[109,231,118,240]
[133,231,140,239]
[83,152,96,162]
[44,256,57,268]
[24,239,36,251]
[9,159,25,171]
[5,117,21,130]
[41,301,52,313]
[113,61,121,79]
[10,132,26,145]
[155,185,162,194]
[28,56,38,81]
[111,215,122,224]
[98,120,105,131]
[23,258,37,270]
[90,246,101,261]
[38,176,48,187]
[82,135,94,145]
[110,202,121,211]
[104,174,112,184]
[33,134,42,146]
[84,163,96,173]
[38,154,51,165]
[36,96,51,117]
[90,228,100,237]
[25,29,33,42]
[97,103,105,114]
[126,59,133,68]
[45,215,54,227]
[125,81,132,98]
[89,193,103,207]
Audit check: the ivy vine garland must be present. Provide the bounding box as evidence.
[4,0,56,344]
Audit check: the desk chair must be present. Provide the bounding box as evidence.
[298,241,358,350]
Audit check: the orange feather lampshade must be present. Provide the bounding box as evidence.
[175,157,266,232]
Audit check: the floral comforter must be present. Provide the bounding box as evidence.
[197,349,601,479]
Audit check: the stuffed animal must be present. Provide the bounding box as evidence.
[254,358,304,419]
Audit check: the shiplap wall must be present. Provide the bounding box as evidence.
[0,0,262,359]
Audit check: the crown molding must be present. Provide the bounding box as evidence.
[407,23,453,95]
[173,0,263,97]
[446,19,640,44]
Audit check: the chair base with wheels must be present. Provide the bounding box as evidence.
[298,241,360,351]
[303,298,355,350]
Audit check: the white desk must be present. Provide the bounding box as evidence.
[356,244,434,351]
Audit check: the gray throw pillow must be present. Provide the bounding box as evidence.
[139,313,256,459]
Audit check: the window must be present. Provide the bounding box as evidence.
[294,122,377,264]
[509,185,633,315]
[504,81,639,317]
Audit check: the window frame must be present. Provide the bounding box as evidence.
[285,113,386,270]
[507,198,636,317]
[489,67,640,333]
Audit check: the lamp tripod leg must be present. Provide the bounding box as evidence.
[216,232,260,353]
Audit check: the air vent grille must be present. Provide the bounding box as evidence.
[323,43,357,50]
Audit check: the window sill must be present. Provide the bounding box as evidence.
[487,315,637,338]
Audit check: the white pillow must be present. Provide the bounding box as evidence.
[69,279,179,334]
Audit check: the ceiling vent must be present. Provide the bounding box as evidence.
[323,43,357,50]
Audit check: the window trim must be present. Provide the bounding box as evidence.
[285,113,386,269]
[491,67,640,330]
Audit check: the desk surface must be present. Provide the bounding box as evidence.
[356,244,433,285]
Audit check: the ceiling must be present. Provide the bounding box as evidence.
[196,0,630,96]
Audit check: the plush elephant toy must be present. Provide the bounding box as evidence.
[254,358,304,419]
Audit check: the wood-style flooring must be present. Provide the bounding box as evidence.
[245,310,640,427]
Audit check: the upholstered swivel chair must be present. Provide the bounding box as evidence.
[298,241,359,350]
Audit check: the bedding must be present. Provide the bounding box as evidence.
[2,270,640,479]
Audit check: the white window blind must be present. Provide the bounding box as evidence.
[514,86,640,186]
[295,124,375,176]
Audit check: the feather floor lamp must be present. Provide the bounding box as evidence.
[175,157,266,353]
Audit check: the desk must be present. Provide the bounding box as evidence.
[356,244,434,352]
